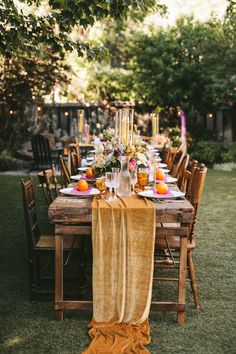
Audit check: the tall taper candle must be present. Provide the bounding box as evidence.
[180,110,186,144]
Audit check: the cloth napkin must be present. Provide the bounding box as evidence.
[83,195,156,353]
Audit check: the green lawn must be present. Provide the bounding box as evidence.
[0,170,236,354]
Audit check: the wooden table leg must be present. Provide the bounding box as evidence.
[177,234,188,325]
[55,234,63,321]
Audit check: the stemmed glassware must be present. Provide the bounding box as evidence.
[130,171,137,194]
[112,168,120,199]
[105,172,113,201]
[95,177,106,198]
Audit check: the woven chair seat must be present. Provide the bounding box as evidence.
[36,235,82,249]
[155,235,195,250]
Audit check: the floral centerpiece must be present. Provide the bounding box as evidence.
[99,128,115,142]
[92,138,153,177]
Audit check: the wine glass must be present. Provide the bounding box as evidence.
[105,172,113,201]
[95,177,106,198]
[130,171,137,194]
[112,168,120,199]
[137,168,149,191]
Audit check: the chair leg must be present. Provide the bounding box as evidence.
[187,251,200,309]
[29,257,37,303]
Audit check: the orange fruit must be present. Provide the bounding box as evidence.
[156,169,165,180]
[156,182,169,194]
[86,167,93,179]
[77,180,89,191]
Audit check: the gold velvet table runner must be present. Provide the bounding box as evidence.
[83,195,156,353]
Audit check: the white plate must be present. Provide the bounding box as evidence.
[78,167,88,172]
[160,169,169,173]
[70,174,96,182]
[59,187,100,197]
[158,163,167,168]
[138,189,185,199]
[70,174,82,181]
[156,176,177,183]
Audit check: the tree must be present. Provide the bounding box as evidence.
[90,7,236,139]
[0,49,69,151]
[0,0,166,60]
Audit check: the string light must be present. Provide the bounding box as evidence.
[37,107,41,111]
[64,111,69,116]
[9,110,13,115]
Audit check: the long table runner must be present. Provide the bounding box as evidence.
[83,195,156,353]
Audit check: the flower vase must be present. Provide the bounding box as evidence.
[117,156,131,197]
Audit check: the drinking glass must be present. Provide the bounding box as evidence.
[137,168,149,191]
[105,172,113,201]
[95,177,106,198]
[130,171,137,194]
[112,168,120,199]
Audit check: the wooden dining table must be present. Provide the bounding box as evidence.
[48,192,194,325]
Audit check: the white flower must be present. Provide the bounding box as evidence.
[137,152,147,164]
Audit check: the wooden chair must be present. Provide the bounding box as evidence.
[69,143,82,176]
[31,134,54,170]
[176,154,190,189]
[154,163,207,309]
[21,177,82,302]
[38,164,60,206]
[59,155,70,187]
[170,143,187,177]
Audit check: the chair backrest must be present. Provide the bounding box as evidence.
[184,164,207,241]
[170,143,187,177]
[176,154,190,189]
[31,134,52,168]
[70,152,81,175]
[21,177,40,250]
[165,146,178,170]
[38,164,59,206]
[59,155,70,187]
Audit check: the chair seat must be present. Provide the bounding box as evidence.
[155,235,196,250]
[36,235,82,250]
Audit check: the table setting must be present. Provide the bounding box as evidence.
[48,110,194,353]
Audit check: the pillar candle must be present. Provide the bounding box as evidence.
[180,110,186,144]
[130,109,134,145]
[152,114,156,137]
[78,110,84,133]
[85,124,89,143]
[115,111,118,139]
[156,113,159,135]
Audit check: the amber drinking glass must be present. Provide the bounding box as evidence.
[137,168,149,191]
[96,177,106,197]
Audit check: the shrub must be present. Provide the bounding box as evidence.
[0,151,24,171]
[191,141,236,166]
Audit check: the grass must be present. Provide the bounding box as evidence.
[0,170,236,354]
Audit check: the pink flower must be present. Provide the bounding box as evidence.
[129,159,136,172]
